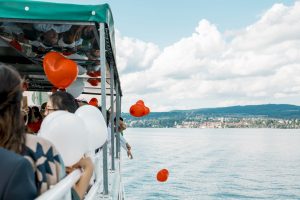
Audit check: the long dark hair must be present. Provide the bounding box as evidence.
[50,91,79,113]
[0,63,25,154]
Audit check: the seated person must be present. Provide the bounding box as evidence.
[58,25,84,50]
[0,63,65,194]
[33,24,72,34]
[0,147,37,200]
[44,91,94,199]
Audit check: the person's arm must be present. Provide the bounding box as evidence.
[119,134,133,159]
[73,157,94,200]
[4,159,37,200]
[119,134,128,150]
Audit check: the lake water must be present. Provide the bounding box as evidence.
[121,128,300,200]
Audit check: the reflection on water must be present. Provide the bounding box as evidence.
[122,128,300,200]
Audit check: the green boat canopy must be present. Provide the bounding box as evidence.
[0,0,115,52]
[0,0,121,96]
[0,0,113,24]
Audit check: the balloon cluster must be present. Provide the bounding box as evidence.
[157,169,169,182]
[39,105,107,166]
[43,51,78,89]
[129,100,150,117]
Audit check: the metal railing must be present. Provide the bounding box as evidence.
[35,149,124,200]
[34,21,124,200]
[35,169,81,200]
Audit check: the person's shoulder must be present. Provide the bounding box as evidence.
[26,133,56,148]
[0,147,25,164]
[0,148,37,199]
[24,134,61,159]
[0,148,34,185]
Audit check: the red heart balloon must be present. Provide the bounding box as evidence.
[157,169,169,182]
[87,78,100,86]
[43,52,64,71]
[87,71,101,77]
[129,104,146,117]
[44,55,78,89]
[89,98,98,107]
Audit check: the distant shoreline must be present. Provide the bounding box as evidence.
[123,104,300,129]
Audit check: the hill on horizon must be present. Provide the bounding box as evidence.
[123,104,300,120]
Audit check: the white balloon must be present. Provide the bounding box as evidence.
[75,105,108,151]
[66,78,84,98]
[39,112,89,166]
[38,111,68,136]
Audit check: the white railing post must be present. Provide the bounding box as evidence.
[99,22,109,195]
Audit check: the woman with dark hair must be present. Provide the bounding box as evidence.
[0,63,64,195]
[0,65,38,199]
[44,91,79,116]
[0,64,26,153]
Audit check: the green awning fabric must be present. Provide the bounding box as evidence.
[0,0,116,62]
[0,0,113,24]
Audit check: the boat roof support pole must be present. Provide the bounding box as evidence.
[116,82,121,158]
[110,63,115,171]
[100,22,108,195]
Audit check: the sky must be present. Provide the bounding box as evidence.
[50,0,300,112]
[96,0,300,112]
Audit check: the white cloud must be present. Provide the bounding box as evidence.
[115,31,160,74]
[115,2,300,112]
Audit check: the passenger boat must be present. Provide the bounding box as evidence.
[0,0,125,199]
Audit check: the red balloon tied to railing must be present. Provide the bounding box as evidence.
[87,71,101,77]
[156,169,169,182]
[89,98,98,107]
[43,51,78,89]
[87,78,100,86]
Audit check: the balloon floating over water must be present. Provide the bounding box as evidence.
[156,168,169,182]
[130,100,150,117]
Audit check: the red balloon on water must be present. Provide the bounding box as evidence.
[156,168,169,182]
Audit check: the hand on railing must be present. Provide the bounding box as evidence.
[126,143,133,159]
[72,157,94,200]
